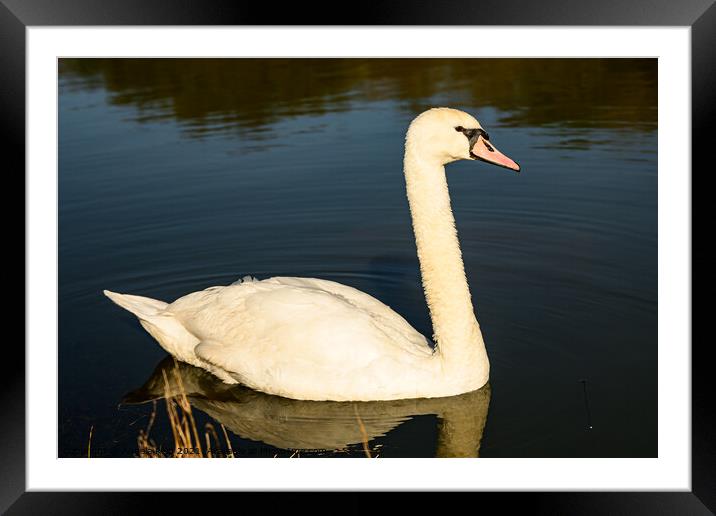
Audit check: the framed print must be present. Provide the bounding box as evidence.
[4,0,710,513]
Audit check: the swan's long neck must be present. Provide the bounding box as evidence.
[404,143,488,372]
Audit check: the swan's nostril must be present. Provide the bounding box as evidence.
[484,141,495,152]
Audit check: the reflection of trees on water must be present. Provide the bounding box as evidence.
[59,58,656,140]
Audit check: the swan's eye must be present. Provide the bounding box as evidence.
[456,127,484,142]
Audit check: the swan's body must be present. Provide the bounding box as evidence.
[105,107,520,401]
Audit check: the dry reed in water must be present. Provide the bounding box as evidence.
[353,405,373,458]
[87,425,93,458]
[136,361,234,458]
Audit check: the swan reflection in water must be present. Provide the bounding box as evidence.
[123,356,491,457]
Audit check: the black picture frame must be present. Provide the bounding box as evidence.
[3,0,708,513]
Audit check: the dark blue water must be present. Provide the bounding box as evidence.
[59,59,657,458]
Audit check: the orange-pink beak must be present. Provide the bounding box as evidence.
[471,135,520,172]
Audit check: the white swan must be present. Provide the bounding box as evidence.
[105,107,520,402]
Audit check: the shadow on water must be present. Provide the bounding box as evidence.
[59,58,657,141]
[123,356,491,457]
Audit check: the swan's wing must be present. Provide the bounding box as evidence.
[265,276,431,353]
[165,277,435,399]
[169,277,431,358]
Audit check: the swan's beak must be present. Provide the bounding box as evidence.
[471,136,521,172]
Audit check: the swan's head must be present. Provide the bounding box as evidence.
[406,107,520,172]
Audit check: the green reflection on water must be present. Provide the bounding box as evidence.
[59,58,656,141]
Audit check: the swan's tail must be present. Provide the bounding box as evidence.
[103,290,168,320]
[104,289,201,364]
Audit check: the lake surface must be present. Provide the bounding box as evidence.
[58,58,657,458]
